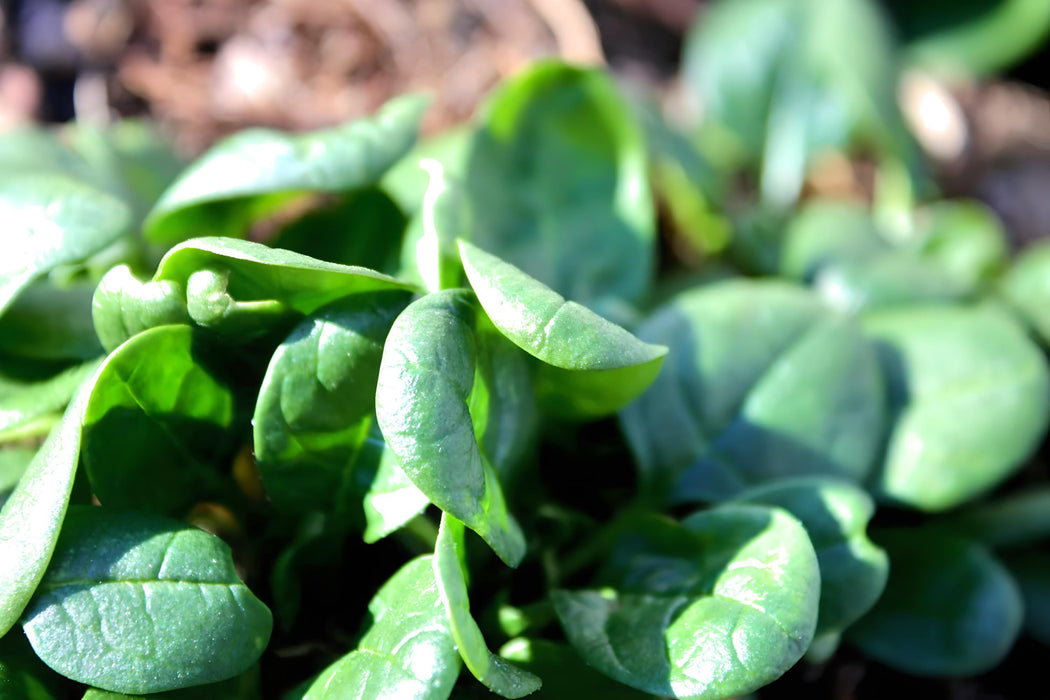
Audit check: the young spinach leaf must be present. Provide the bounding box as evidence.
[554,504,819,698]
[21,507,272,695]
[458,240,666,419]
[498,638,651,699]
[433,514,541,698]
[465,61,655,308]
[300,556,460,699]
[376,290,525,566]
[144,95,427,243]
[864,305,1050,510]
[0,359,100,439]
[848,529,1023,676]
[1001,239,1050,347]
[362,450,430,544]
[81,667,259,699]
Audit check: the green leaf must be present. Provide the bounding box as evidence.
[554,504,819,698]
[682,0,906,205]
[92,237,414,351]
[433,514,540,698]
[0,372,96,637]
[375,290,525,566]
[22,507,272,694]
[1003,551,1050,648]
[864,306,1050,511]
[816,252,969,312]
[144,95,427,242]
[82,325,237,516]
[848,529,1022,676]
[779,200,887,282]
[458,240,666,419]
[362,450,430,544]
[933,488,1050,550]
[734,477,888,636]
[886,0,1050,76]
[0,281,104,362]
[912,199,1007,290]
[619,280,885,503]
[81,667,259,699]
[0,449,35,509]
[0,628,66,700]
[253,292,409,516]
[302,556,460,699]
[498,638,651,699]
[381,126,471,215]
[0,173,131,315]
[465,61,655,308]
[1001,239,1050,347]
[0,360,100,439]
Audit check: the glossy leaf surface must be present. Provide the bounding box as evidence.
[144,96,426,242]
[376,290,525,566]
[82,325,237,516]
[554,504,819,698]
[0,173,130,315]
[620,280,885,503]
[465,61,655,308]
[459,240,666,419]
[433,515,540,698]
[849,530,1022,676]
[302,556,460,699]
[22,508,272,694]
[735,477,888,635]
[864,306,1050,510]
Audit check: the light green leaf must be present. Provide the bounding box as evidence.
[302,556,460,699]
[619,280,885,503]
[375,290,525,566]
[253,291,409,516]
[458,240,666,419]
[0,360,100,439]
[554,504,819,698]
[362,450,430,544]
[0,449,35,510]
[81,666,259,698]
[144,95,427,242]
[82,325,237,516]
[815,252,969,312]
[22,507,271,695]
[779,200,887,282]
[433,514,540,698]
[0,173,131,315]
[465,61,655,308]
[734,477,888,636]
[848,529,1022,676]
[1001,239,1050,347]
[864,306,1050,510]
[912,199,1007,290]
[0,371,97,637]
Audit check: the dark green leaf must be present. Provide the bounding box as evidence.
[22,507,272,694]
[458,240,666,419]
[619,280,885,503]
[0,173,131,315]
[376,290,525,566]
[498,638,651,699]
[734,477,888,636]
[864,306,1050,510]
[465,61,655,307]
[0,373,96,636]
[1003,551,1050,648]
[848,529,1022,676]
[0,281,104,362]
[0,628,66,700]
[433,515,540,698]
[144,96,427,243]
[82,325,237,516]
[934,488,1050,550]
[554,504,819,698]
[302,556,460,699]
[253,292,409,517]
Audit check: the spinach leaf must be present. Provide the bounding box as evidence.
[0,282,104,362]
[913,199,1007,290]
[93,237,414,351]
[376,290,525,566]
[82,325,237,516]
[0,359,100,439]
[554,504,819,698]
[465,61,655,308]
[81,667,259,699]
[362,450,430,544]
[458,240,666,419]
[816,252,969,312]
[933,488,1050,550]
[779,200,887,282]
[848,529,1022,676]
[0,173,131,315]
[864,306,1050,510]
[0,372,97,637]
[22,507,272,694]
[0,628,66,700]
[0,449,35,510]
[144,95,427,243]
[734,477,888,637]
[433,514,541,698]
[498,638,651,699]
[1001,239,1050,347]
[253,291,409,516]
[301,556,460,699]
[1003,551,1050,648]
[619,280,885,503]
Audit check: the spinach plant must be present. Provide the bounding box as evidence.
[3,14,1050,697]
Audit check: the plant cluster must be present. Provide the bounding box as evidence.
[3,0,1050,698]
